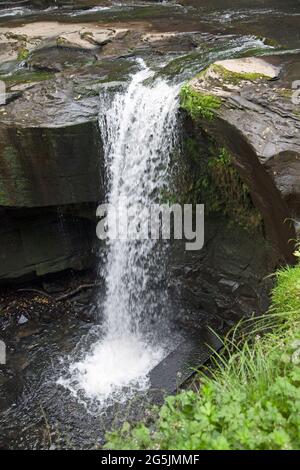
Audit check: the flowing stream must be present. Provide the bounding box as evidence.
[60,62,181,407]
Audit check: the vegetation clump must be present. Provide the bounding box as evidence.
[175,140,261,231]
[17,47,30,61]
[105,263,300,450]
[180,84,221,120]
[204,147,261,229]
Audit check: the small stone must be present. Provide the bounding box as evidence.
[219,278,240,292]
[18,314,28,325]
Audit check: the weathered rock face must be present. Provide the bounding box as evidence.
[169,216,275,326]
[182,55,300,264]
[0,205,97,281]
[0,19,226,281]
[0,43,111,280]
[0,121,102,207]
[0,10,299,283]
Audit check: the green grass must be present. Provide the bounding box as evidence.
[180,84,222,120]
[105,264,300,450]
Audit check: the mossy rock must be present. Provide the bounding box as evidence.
[0,70,54,88]
[172,131,262,232]
[210,63,272,85]
[180,84,222,121]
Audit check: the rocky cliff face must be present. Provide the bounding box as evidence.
[0,26,109,280]
[180,55,300,264]
[0,19,212,281]
[0,9,299,285]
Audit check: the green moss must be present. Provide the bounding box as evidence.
[182,141,262,231]
[17,47,30,61]
[212,64,271,85]
[0,70,54,88]
[105,263,300,450]
[180,84,222,120]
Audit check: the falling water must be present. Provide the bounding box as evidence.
[60,62,180,406]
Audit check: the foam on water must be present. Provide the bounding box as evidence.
[65,335,164,403]
[59,61,180,407]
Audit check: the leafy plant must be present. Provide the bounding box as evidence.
[105,263,300,450]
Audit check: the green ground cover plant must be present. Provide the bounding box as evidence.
[105,263,300,450]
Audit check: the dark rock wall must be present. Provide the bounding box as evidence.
[205,116,296,264]
[0,205,98,281]
[182,55,300,265]
[0,118,103,281]
[0,121,103,207]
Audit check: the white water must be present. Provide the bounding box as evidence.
[60,62,180,406]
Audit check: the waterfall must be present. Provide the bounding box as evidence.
[60,62,180,406]
[99,63,180,338]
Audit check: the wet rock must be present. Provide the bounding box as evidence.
[16,324,42,338]
[169,216,275,324]
[0,15,206,281]
[214,57,280,79]
[0,22,122,64]
[184,54,300,263]
[28,45,97,73]
[0,85,102,207]
[0,205,97,280]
